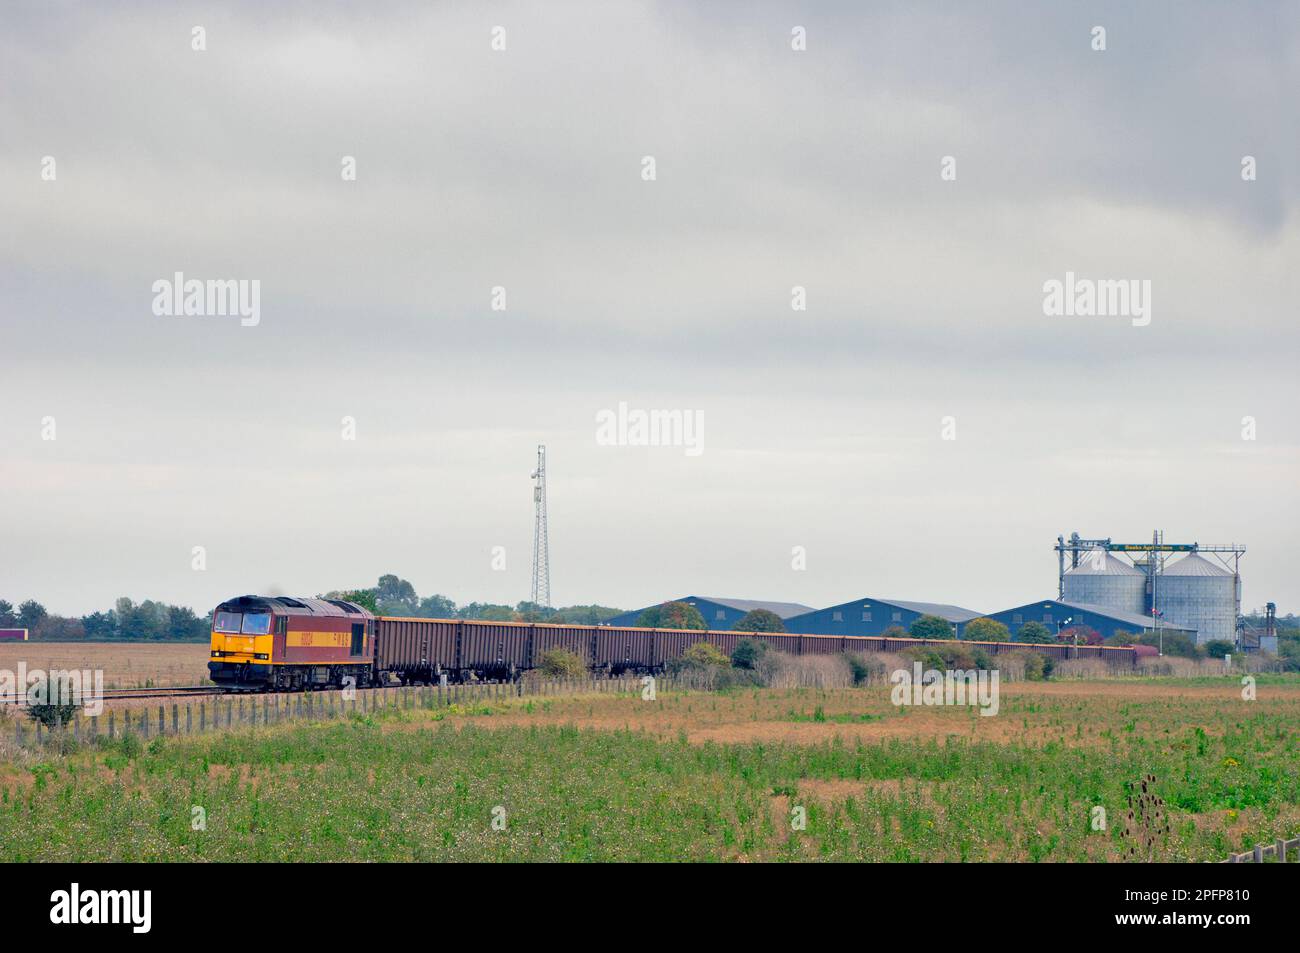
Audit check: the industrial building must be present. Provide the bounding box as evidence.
[784,598,983,639]
[603,596,814,630]
[983,599,1196,643]
[606,529,1257,650]
[1054,532,1244,646]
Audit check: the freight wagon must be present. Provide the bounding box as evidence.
[209,595,1139,690]
[0,629,29,642]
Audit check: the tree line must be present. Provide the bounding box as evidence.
[0,598,210,642]
[323,575,625,625]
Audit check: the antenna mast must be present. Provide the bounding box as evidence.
[530,445,551,608]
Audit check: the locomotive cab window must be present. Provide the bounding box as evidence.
[351,623,364,656]
[214,611,242,633]
[241,613,273,635]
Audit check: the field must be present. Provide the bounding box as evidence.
[0,642,209,689]
[2,664,1297,862]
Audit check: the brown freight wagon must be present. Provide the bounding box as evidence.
[593,625,655,672]
[532,624,598,666]
[373,618,458,682]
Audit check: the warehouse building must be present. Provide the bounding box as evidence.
[603,596,815,631]
[984,599,1195,643]
[784,597,984,639]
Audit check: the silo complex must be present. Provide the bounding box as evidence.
[1062,553,1147,616]
[1158,553,1237,645]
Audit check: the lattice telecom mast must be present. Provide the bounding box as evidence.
[530,445,551,608]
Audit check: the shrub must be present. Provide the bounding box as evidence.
[668,641,730,675]
[731,637,769,670]
[538,648,587,678]
[881,625,910,640]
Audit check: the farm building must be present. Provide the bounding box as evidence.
[783,598,984,638]
[984,599,1196,642]
[0,628,28,641]
[603,596,814,630]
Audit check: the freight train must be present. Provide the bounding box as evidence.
[207,594,1139,691]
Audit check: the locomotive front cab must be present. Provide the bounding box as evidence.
[208,598,278,687]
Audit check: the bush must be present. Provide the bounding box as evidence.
[1020,652,1054,681]
[538,648,587,678]
[24,673,81,727]
[731,638,770,670]
[881,625,910,640]
[667,641,730,675]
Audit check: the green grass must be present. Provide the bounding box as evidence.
[2,683,1297,861]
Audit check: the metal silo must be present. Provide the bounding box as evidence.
[1062,552,1147,616]
[1158,553,1237,645]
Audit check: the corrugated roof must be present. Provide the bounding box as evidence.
[1056,600,1195,633]
[1162,553,1232,576]
[695,596,816,619]
[883,599,985,623]
[1064,553,1145,576]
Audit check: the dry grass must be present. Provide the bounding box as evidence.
[0,642,209,688]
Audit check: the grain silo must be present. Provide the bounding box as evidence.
[1158,553,1237,645]
[1062,552,1148,616]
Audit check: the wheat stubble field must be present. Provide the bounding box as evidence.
[1,643,1296,862]
[0,642,210,689]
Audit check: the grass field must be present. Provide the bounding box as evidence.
[2,675,1297,862]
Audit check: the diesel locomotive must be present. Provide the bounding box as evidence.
[208,593,1141,691]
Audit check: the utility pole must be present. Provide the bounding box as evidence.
[530,445,551,608]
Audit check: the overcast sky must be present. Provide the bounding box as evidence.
[2,1,1297,618]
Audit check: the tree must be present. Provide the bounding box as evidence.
[418,594,457,618]
[734,609,786,633]
[1203,639,1235,659]
[637,601,706,631]
[963,617,1010,643]
[17,600,47,630]
[329,589,379,613]
[909,614,956,641]
[550,605,625,625]
[1105,629,1138,647]
[81,610,118,640]
[375,574,418,615]
[1016,621,1054,644]
[514,601,556,623]
[881,625,910,640]
[0,600,16,628]
[538,647,586,677]
[731,637,769,670]
[457,602,516,621]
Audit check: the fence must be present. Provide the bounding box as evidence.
[1221,835,1299,863]
[7,674,700,751]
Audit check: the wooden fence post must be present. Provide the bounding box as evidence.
[172,704,179,734]
[108,709,115,739]
[1277,838,1286,864]
[1253,843,1264,863]
[186,705,192,734]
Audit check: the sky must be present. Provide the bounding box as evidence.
[1,1,1297,618]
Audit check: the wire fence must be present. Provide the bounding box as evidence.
[7,673,710,751]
